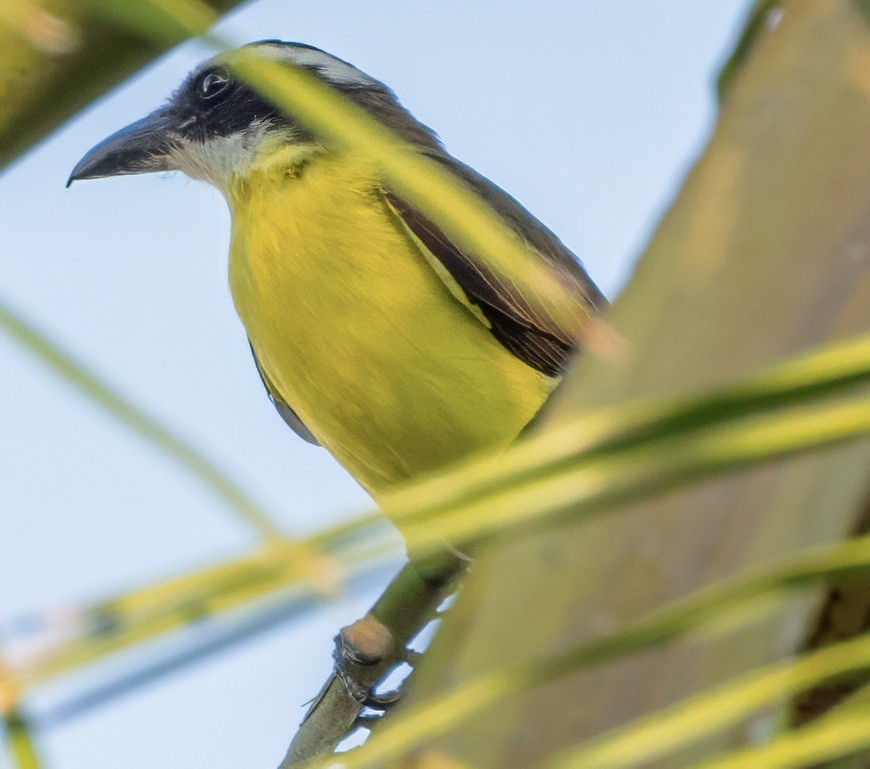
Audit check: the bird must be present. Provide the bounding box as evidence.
[69,41,606,507]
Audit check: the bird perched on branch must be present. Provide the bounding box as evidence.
[69,41,605,504]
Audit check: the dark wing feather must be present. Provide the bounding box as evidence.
[332,80,607,376]
[383,155,607,377]
[249,341,320,445]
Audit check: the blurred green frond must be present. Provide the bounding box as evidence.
[716,1,781,100]
[552,634,870,769]
[0,298,284,540]
[692,708,870,769]
[809,684,870,769]
[854,0,870,25]
[3,712,41,769]
[388,335,870,556]
[1,514,397,710]
[0,0,245,168]
[329,533,870,769]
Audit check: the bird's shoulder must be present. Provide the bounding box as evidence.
[379,150,607,377]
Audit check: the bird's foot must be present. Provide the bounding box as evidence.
[334,615,406,710]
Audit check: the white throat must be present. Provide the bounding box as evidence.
[168,120,281,193]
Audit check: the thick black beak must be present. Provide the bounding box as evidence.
[67,108,178,187]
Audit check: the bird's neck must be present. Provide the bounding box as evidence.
[224,143,327,205]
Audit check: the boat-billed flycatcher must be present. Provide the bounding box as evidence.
[69,41,606,503]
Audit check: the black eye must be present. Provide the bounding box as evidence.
[198,71,231,100]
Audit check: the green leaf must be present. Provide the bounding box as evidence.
[691,706,870,769]
[0,298,284,539]
[4,712,42,769]
[854,0,870,25]
[551,635,870,769]
[331,535,870,769]
[717,1,781,100]
[0,0,246,169]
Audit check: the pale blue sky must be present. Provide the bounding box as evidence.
[1,2,751,766]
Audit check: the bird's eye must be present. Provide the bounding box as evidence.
[198,71,231,100]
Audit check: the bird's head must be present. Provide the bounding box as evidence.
[69,41,439,193]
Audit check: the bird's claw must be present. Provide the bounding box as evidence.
[364,688,402,709]
[332,615,420,712]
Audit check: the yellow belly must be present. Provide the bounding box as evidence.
[227,153,554,499]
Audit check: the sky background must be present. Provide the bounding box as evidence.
[1,2,752,766]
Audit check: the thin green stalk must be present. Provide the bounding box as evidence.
[384,333,870,523]
[4,712,41,769]
[397,395,870,556]
[690,708,870,769]
[0,297,284,540]
[6,520,398,694]
[331,535,870,769]
[551,636,870,769]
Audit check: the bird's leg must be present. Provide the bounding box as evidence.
[335,555,466,712]
[333,614,399,708]
[282,560,466,767]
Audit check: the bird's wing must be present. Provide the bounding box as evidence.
[381,155,607,377]
[249,341,320,445]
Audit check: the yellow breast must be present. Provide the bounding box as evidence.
[227,152,553,499]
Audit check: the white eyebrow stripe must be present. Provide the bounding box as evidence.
[252,43,377,87]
